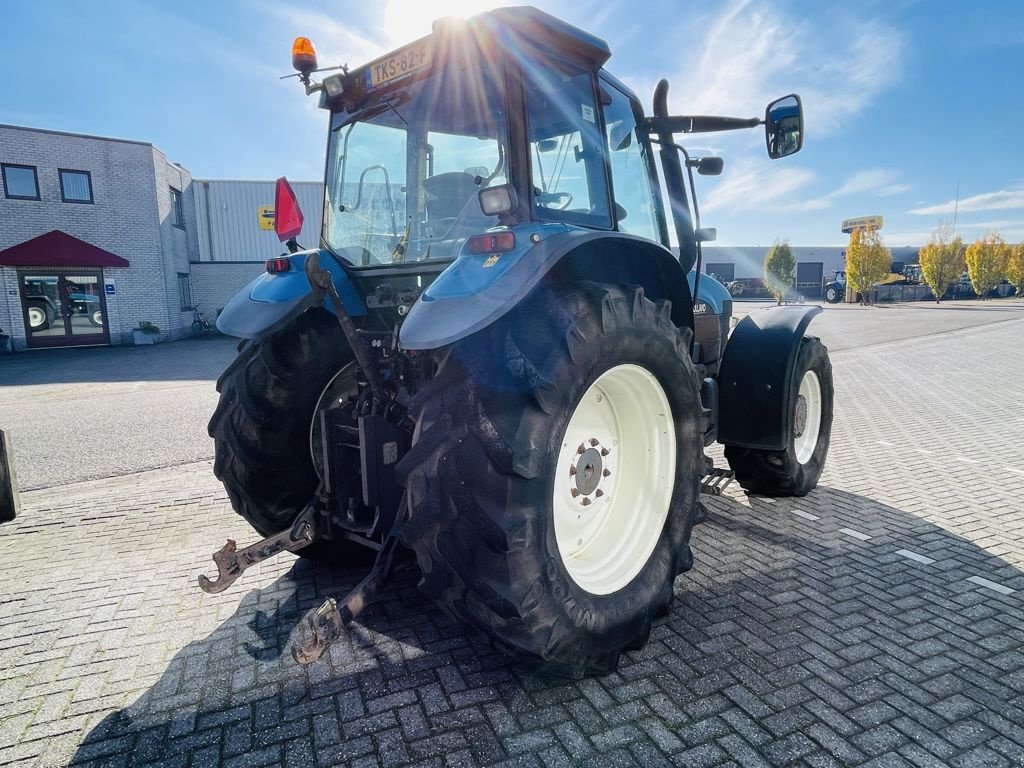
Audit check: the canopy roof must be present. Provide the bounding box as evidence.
[0,230,130,267]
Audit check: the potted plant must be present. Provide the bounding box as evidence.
[132,321,160,345]
[0,328,11,355]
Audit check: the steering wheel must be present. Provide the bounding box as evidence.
[536,189,573,210]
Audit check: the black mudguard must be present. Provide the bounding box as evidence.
[717,305,822,451]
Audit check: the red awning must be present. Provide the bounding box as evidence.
[0,230,130,267]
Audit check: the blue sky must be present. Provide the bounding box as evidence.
[3,0,1023,247]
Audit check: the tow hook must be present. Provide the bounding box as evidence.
[291,532,401,664]
[198,506,318,594]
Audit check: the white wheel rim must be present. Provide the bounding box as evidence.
[552,364,676,595]
[793,369,822,464]
[28,307,46,328]
[92,311,103,325]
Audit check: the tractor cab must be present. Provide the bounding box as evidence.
[309,10,627,268]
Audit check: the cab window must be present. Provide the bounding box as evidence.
[602,81,660,242]
[523,58,611,228]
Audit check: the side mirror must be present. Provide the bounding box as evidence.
[695,227,717,243]
[765,94,803,159]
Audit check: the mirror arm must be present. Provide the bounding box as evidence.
[644,115,762,134]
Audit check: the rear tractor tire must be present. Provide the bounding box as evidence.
[725,336,833,496]
[398,283,704,677]
[27,301,51,331]
[208,309,364,559]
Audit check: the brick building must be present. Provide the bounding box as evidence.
[0,124,200,350]
[0,123,328,352]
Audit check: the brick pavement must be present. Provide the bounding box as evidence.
[2,317,1023,767]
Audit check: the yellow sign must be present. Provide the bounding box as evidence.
[482,254,501,268]
[841,215,883,233]
[257,206,275,231]
[368,39,432,88]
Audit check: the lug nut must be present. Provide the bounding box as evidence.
[600,448,609,456]
[580,497,592,506]
[602,468,611,477]
[590,438,599,446]
[595,489,604,498]
[569,465,576,476]
[571,488,580,498]
[577,445,586,455]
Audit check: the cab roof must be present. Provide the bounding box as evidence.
[468,6,611,70]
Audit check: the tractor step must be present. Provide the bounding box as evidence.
[198,506,318,594]
[700,467,735,496]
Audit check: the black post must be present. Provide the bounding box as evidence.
[0,430,20,523]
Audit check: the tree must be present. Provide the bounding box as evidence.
[763,241,796,305]
[964,234,1010,299]
[845,227,891,305]
[918,226,964,303]
[1006,242,1024,299]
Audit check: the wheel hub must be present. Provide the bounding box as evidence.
[570,442,610,501]
[552,364,676,595]
[793,394,808,438]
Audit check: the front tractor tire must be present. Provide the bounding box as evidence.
[399,284,704,677]
[725,336,833,496]
[208,309,355,549]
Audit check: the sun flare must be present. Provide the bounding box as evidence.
[382,0,506,47]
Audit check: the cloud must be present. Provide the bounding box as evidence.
[702,161,817,214]
[263,5,387,68]
[878,184,912,197]
[884,231,939,247]
[955,219,1024,231]
[668,0,904,137]
[824,169,910,200]
[908,187,1024,215]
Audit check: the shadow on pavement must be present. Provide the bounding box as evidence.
[69,487,1024,766]
[0,337,239,387]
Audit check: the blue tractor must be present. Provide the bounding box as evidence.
[200,7,833,677]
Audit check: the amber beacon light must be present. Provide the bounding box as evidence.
[291,37,318,75]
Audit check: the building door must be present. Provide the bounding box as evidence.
[19,270,109,348]
[796,262,824,298]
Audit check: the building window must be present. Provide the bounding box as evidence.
[170,187,185,228]
[59,169,94,203]
[2,164,40,200]
[178,273,194,311]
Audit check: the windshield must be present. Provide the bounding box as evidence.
[324,56,508,267]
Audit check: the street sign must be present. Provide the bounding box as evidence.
[105,282,116,296]
[841,215,883,233]
[258,205,276,231]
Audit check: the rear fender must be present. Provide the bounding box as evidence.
[399,225,693,350]
[717,305,822,450]
[216,250,365,340]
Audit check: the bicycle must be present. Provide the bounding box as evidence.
[191,307,213,336]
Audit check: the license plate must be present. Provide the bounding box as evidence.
[368,39,432,88]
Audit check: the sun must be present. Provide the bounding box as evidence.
[381,0,506,47]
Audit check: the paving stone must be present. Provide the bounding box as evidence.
[5,318,1024,767]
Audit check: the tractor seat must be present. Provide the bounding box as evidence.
[424,172,480,231]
